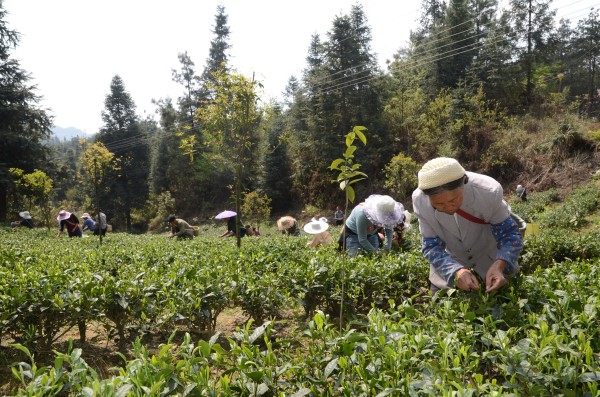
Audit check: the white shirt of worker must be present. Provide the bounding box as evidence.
[413,171,522,290]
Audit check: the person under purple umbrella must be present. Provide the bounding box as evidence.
[216,211,246,238]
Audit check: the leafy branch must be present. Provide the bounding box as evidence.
[329,126,368,203]
[328,125,367,331]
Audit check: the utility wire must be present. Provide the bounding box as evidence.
[309,3,599,95]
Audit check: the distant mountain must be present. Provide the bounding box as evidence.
[50,126,88,141]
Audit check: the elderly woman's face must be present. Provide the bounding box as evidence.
[429,186,464,214]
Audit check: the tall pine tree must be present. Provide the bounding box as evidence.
[260,105,292,214]
[97,75,149,231]
[0,2,52,220]
[574,9,600,117]
[201,4,230,86]
[508,0,556,107]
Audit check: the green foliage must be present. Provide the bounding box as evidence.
[547,115,594,163]
[0,3,53,221]
[536,184,600,230]
[4,0,600,390]
[241,191,271,229]
[412,89,454,161]
[98,75,150,231]
[284,5,391,207]
[4,234,600,396]
[196,69,262,246]
[8,168,55,228]
[520,228,600,273]
[140,191,176,232]
[329,126,368,204]
[79,141,119,226]
[259,105,293,213]
[201,5,231,84]
[3,173,600,393]
[586,129,600,143]
[9,168,53,207]
[383,75,427,154]
[383,153,420,202]
[510,189,560,222]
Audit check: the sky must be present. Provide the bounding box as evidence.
[4,0,598,135]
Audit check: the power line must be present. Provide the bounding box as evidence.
[310,2,599,96]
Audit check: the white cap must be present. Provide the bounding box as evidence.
[418,157,465,190]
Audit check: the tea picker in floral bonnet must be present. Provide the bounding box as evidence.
[342,194,405,257]
[412,157,524,294]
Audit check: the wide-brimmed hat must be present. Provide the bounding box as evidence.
[57,210,71,222]
[81,212,91,219]
[215,210,237,220]
[277,216,296,230]
[303,217,329,234]
[19,211,32,220]
[362,195,404,228]
[417,157,466,190]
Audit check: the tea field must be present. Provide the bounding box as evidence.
[1,184,600,396]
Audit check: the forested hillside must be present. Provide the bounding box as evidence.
[1,0,598,231]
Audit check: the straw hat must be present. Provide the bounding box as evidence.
[417,157,465,190]
[277,216,296,230]
[362,195,404,228]
[57,210,71,222]
[19,211,32,220]
[81,212,91,219]
[303,217,329,234]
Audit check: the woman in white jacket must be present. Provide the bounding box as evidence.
[412,157,524,293]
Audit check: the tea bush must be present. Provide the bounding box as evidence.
[537,184,600,229]
[7,257,600,396]
[3,180,600,395]
[510,188,559,222]
[520,226,600,273]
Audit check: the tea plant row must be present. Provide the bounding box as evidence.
[0,230,427,351]
[8,256,600,396]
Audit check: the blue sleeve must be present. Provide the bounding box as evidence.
[356,213,378,253]
[491,217,524,274]
[422,236,464,287]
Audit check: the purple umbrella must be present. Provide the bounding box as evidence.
[215,210,237,220]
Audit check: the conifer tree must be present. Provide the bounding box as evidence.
[260,105,292,213]
[289,5,389,206]
[574,9,600,117]
[97,75,149,231]
[150,98,178,194]
[172,51,201,133]
[438,0,476,88]
[0,2,52,220]
[508,0,556,106]
[201,4,230,85]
